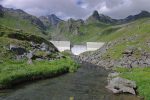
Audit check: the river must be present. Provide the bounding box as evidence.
[0,62,140,100]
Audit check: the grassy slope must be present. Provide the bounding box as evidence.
[0,12,46,37]
[72,22,111,44]
[105,18,150,100]
[80,18,150,60]
[79,18,150,42]
[116,68,150,100]
[79,18,150,99]
[102,18,150,59]
[0,25,79,89]
[0,57,79,88]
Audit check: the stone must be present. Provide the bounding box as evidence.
[10,44,27,55]
[106,77,136,95]
[40,42,49,51]
[145,59,150,65]
[27,59,33,65]
[27,51,33,59]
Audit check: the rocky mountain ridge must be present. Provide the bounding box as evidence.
[1,5,150,39]
[86,10,150,24]
[39,14,63,28]
[2,6,46,30]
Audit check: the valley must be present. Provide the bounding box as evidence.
[0,4,150,100]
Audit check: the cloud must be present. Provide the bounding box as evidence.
[0,0,150,19]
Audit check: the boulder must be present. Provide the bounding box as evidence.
[26,50,35,59]
[10,44,27,55]
[106,77,136,95]
[40,42,49,51]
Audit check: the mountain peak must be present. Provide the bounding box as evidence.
[139,10,150,16]
[124,10,150,23]
[92,10,100,19]
[86,10,117,24]
[39,14,62,28]
[47,14,62,26]
[47,14,58,19]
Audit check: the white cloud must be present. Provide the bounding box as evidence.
[0,0,150,19]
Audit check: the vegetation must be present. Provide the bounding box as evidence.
[0,12,44,36]
[0,57,79,89]
[99,18,150,60]
[116,67,150,100]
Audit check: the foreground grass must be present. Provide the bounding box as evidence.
[0,57,79,89]
[116,67,150,100]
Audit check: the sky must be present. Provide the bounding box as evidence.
[0,0,150,19]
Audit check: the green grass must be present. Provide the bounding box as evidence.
[101,18,150,60]
[0,57,79,89]
[56,18,150,44]
[70,23,111,44]
[116,67,150,100]
[0,14,43,36]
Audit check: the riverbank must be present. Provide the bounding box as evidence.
[0,57,79,89]
[0,62,140,100]
[116,67,150,100]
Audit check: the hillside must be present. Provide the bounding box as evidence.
[0,5,48,38]
[79,17,150,68]
[52,10,150,44]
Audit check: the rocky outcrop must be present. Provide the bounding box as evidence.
[119,11,150,24]
[86,10,150,24]
[120,47,150,68]
[106,74,137,95]
[78,35,150,69]
[10,44,27,55]
[7,33,58,52]
[9,41,63,62]
[56,18,84,35]
[86,10,117,24]
[39,14,63,28]
[5,32,62,62]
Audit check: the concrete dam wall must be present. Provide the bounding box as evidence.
[87,42,105,51]
[50,41,105,55]
[50,41,70,52]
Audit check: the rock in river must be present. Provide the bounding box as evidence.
[106,77,136,95]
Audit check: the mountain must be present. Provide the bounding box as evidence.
[86,10,150,24]
[58,18,84,34]
[3,7,46,30]
[119,11,150,23]
[53,10,150,43]
[0,5,150,43]
[86,10,117,24]
[80,17,150,68]
[39,14,63,28]
[0,5,47,37]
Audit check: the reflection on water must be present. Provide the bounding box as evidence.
[0,63,140,100]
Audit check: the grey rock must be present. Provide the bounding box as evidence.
[26,50,34,59]
[40,42,49,51]
[106,77,136,95]
[10,44,27,55]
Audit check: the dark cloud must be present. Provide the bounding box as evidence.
[0,0,150,19]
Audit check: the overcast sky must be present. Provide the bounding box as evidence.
[0,0,150,19]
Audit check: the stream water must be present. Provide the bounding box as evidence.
[0,62,140,100]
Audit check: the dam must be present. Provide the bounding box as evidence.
[50,41,105,55]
